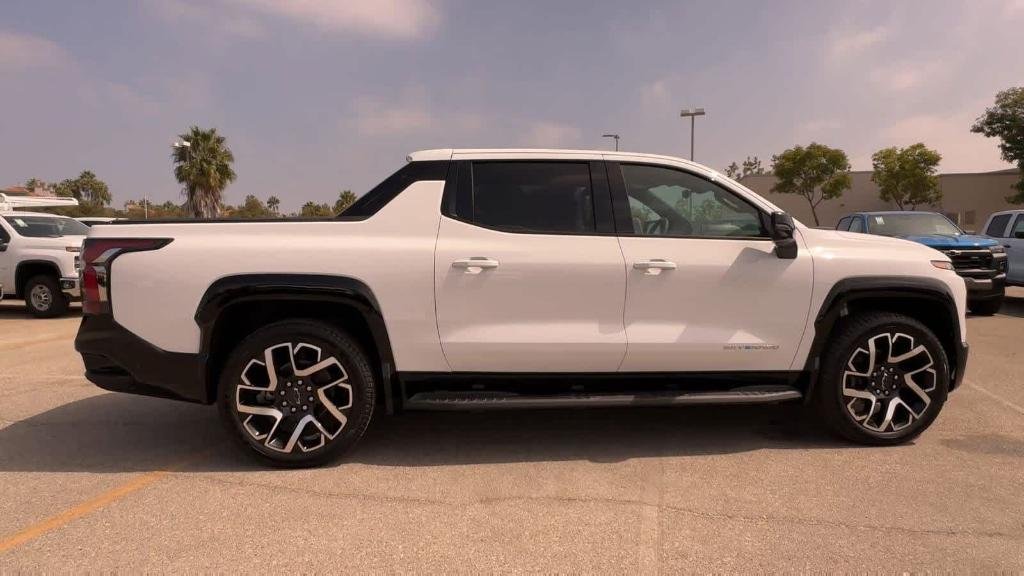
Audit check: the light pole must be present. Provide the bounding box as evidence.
[602,133,620,151]
[172,139,192,221]
[679,107,705,161]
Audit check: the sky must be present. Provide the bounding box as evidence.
[1,0,1022,211]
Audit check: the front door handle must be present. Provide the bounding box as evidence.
[633,259,677,271]
[453,257,500,273]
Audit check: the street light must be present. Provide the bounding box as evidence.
[679,107,705,161]
[602,133,620,151]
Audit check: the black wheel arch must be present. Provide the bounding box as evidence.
[803,276,965,400]
[195,274,398,412]
[15,260,61,296]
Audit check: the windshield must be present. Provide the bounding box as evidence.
[865,213,962,237]
[3,215,90,238]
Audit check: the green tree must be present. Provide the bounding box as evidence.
[172,126,237,218]
[770,143,852,226]
[334,190,357,214]
[724,156,767,179]
[24,178,53,193]
[299,201,334,217]
[52,171,112,216]
[971,86,1024,203]
[871,143,942,210]
[230,195,275,218]
[267,195,281,214]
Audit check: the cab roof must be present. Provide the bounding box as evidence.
[407,148,707,169]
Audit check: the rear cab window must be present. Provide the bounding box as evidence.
[985,213,1012,237]
[456,161,602,235]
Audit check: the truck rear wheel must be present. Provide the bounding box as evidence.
[218,320,376,467]
[25,274,69,318]
[815,312,949,445]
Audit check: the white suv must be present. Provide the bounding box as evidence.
[74,149,969,466]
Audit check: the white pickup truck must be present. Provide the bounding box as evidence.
[0,195,86,317]
[75,149,969,466]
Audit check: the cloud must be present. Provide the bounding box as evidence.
[0,31,69,69]
[224,0,441,39]
[350,91,482,137]
[867,59,951,93]
[522,121,581,148]
[794,118,843,141]
[827,25,888,61]
[879,107,1010,172]
[639,79,672,110]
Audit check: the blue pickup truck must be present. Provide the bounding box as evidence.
[837,211,1008,315]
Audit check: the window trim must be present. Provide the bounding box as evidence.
[441,159,617,237]
[1011,214,1024,238]
[836,216,852,231]
[608,161,773,241]
[849,216,866,233]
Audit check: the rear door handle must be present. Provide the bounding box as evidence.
[633,259,677,273]
[453,257,500,272]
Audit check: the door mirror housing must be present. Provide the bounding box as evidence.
[0,241,8,252]
[770,211,798,259]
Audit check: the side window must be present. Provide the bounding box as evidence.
[0,221,10,244]
[849,217,865,233]
[619,164,767,238]
[470,162,595,234]
[836,217,851,231]
[985,214,1012,237]
[1011,215,1024,239]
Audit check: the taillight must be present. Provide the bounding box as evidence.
[82,238,172,315]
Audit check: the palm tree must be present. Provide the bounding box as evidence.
[172,126,237,218]
[334,190,357,214]
[267,195,281,214]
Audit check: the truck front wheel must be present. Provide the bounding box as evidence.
[25,275,69,318]
[218,320,376,467]
[815,312,949,445]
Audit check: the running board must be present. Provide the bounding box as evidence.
[404,385,802,411]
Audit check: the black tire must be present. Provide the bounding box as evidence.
[24,274,69,318]
[815,311,949,446]
[968,296,1003,316]
[217,320,376,467]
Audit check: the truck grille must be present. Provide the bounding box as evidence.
[942,249,995,278]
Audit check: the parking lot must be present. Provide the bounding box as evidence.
[0,292,1022,572]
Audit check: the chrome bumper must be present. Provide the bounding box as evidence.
[60,276,81,299]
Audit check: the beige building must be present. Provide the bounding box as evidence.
[741,168,1021,231]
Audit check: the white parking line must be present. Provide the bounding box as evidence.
[966,379,1024,416]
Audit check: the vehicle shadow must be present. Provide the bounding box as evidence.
[0,392,857,474]
[0,302,81,320]
[997,292,1024,318]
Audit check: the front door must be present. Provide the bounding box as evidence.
[434,160,627,372]
[1006,214,1024,285]
[609,161,813,372]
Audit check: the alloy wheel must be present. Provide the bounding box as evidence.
[235,342,353,454]
[842,332,937,433]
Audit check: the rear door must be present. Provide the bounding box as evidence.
[434,158,627,372]
[609,160,813,372]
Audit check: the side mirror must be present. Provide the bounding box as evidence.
[0,241,8,252]
[770,211,798,259]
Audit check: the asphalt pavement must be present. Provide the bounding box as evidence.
[1,291,1023,571]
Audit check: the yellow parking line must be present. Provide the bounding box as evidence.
[0,469,170,554]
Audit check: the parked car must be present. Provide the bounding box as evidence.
[837,211,1007,315]
[981,209,1024,287]
[76,149,969,466]
[0,209,86,317]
